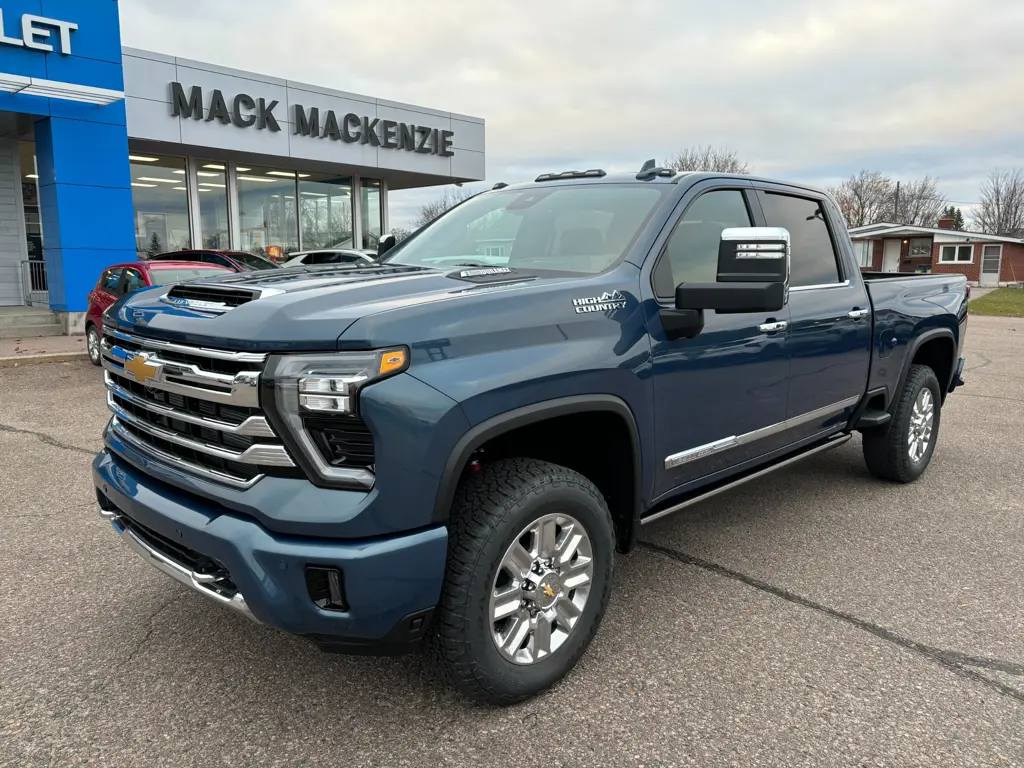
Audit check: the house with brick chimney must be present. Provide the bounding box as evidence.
[849,216,1024,286]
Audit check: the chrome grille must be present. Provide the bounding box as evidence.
[101,328,294,488]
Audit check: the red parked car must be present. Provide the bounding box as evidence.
[85,261,232,366]
[149,249,281,272]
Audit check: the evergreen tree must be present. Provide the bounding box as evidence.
[145,232,163,258]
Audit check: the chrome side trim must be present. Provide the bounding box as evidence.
[789,280,851,293]
[663,396,861,469]
[104,373,275,438]
[108,419,262,489]
[645,434,852,525]
[101,354,261,408]
[103,328,267,363]
[100,507,259,622]
[665,437,738,470]
[108,400,295,467]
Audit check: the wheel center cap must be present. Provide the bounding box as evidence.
[533,571,562,609]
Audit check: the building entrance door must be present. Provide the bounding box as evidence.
[980,245,1002,285]
[882,239,901,273]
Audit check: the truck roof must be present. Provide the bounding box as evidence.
[489,168,832,201]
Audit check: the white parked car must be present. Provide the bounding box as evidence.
[283,249,377,268]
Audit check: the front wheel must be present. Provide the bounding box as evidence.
[426,458,615,704]
[863,364,941,483]
[86,325,101,366]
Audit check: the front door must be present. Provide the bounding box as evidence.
[646,184,791,500]
[882,239,901,272]
[980,244,1002,285]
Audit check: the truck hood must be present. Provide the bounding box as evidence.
[107,264,542,350]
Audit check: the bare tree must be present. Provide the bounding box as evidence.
[415,187,473,229]
[894,176,947,228]
[663,145,751,174]
[829,170,893,228]
[830,171,947,228]
[972,169,1024,237]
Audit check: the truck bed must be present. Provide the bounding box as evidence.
[863,272,969,405]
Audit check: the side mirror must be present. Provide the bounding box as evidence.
[660,227,791,340]
[675,227,790,314]
[378,233,397,257]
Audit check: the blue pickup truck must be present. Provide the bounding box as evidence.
[93,164,968,703]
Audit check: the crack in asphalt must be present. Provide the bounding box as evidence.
[638,540,1024,703]
[0,423,96,457]
[121,592,189,667]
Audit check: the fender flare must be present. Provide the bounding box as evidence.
[431,394,643,524]
[891,327,956,411]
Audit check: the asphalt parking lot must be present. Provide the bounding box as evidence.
[2,314,1023,767]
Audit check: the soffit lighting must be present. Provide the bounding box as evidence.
[0,74,125,105]
[131,183,157,188]
[137,177,180,184]
[237,175,278,183]
[265,171,296,178]
[130,155,160,163]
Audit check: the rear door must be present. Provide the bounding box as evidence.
[646,182,791,499]
[754,187,871,440]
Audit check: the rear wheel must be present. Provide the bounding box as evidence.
[86,325,101,366]
[427,458,615,704]
[863,364,941,483]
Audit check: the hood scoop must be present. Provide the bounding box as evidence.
[162,283,282,314]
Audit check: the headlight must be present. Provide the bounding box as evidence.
[262,348,409,489]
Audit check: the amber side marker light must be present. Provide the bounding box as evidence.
[379,349,407,376]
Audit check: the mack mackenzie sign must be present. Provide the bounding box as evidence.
[170,82,456,157]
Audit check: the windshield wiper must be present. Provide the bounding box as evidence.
[450,261,492,268]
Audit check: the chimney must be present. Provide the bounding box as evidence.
[937,217,956,230]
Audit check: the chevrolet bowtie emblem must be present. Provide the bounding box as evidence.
[124,352,161,385]
[542,585,556,599]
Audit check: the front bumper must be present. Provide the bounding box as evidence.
[93,449,448,652]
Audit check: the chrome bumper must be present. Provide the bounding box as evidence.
[99,507,259,623]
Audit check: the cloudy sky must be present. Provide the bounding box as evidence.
[120,0,1024,228]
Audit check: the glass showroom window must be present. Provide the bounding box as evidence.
[196,161,229,249]
[361,178,382,250]
[300,174,353,249]
[129,154,191,259]
[237,167,300,262]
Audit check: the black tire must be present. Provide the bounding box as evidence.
[863,364,942,483]
[426,458,615,704]
[86,325,101,366]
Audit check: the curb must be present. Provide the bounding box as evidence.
[0,352,89,369]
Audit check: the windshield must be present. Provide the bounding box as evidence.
[149,268,230,286]
[382,184,665,274]
[229,252,280,270]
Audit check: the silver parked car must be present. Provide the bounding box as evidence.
[282,249,377,267]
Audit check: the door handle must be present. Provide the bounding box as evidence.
[848,308,870,320]
[758,320,788,333]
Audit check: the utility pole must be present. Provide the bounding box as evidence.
[893,181,901,223]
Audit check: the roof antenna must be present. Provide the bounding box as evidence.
[639,159,656,173]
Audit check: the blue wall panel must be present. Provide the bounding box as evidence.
[0,0,135,313]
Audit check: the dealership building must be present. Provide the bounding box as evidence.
[0,1,485,334]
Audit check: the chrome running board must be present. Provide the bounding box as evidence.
[641,434,852,526]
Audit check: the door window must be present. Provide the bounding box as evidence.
[309,252,341,265]
[101,268,124,296]
[759,193,841,287]
[123,268,146,294]
[652,190,752,297]
[982,244,1002,273]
